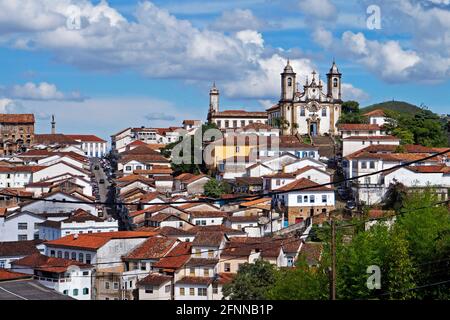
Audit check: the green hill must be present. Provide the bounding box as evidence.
[361,100,423,115]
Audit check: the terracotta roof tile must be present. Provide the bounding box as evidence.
[0,269,32,281]
[152,242,192,269]
[137,274,172,286]
[0,114,34,124]
[192,231,224,247]
[176,276,213,285]
[66,135,106,142]
[0,239,42,257]
[123,237,177,260]
[277,178,333,192]
[338,124,381,131]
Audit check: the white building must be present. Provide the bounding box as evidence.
[66,135,107,158]
[11,253,94,300]
[267,60,342,136]
[364,109,388,126]
[38,209,118,240]
[342,135,400,157]
[0,166,43,188]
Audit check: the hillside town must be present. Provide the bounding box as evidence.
[0,61,449,301]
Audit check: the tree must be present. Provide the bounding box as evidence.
[395,190,450,299]
[222,259,277,300]
[203,179,226,198]
[266,257,329,300]
[338,101,367,124]
[383,182,408,211]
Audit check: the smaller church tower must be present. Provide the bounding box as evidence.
[208,82,219,123]
[51,114,56,134]
[327,60,342,100]
[280,60,296,101]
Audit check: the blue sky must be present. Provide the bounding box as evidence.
[0,0,449,140]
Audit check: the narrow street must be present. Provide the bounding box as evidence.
[91,158,113,217]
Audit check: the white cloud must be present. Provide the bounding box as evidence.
[341,31,420,82]
[342,83,369,101]
[298,0,337,20]
[313,27,333,48]
[211,9,265,32]
[3,82,85,101]
[223,54,315,99]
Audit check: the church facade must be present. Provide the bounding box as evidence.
[267,60,342,136]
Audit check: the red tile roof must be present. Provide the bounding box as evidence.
[338,124,381,131]
[66,135,106,142]
[0,239,42,257]
[343,135,400,141]
[152,242,192,270]
[45,231,156,251]
[363,109,386,117]
[11,253,91,273]
[137,274,172,286]
[192,231,225,247]
[0,269,32,282]
[123,237,177,260]
[0,114,34,124]
[176,276,213,285]
[0,166,46,173]
[277,178,333,192]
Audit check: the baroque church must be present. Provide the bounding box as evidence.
[267,60,342,136]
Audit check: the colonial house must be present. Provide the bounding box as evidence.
[342,135,400,157]
[275,178,335,224]
[38,209,119,240]
[11,253,94,300]
[173,173,211,195]
[0,166,44,188]
[0,239,43,268]
[207,83,268,130]
[66,135,107,158]
[364,109,388,126]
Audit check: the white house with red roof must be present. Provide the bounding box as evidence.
[363,109,388,126]
[11,253,94,300]
[66,135,107,158]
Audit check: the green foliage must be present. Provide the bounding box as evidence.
[383,183,408,211]
[338,101,367,124]
[222,260,277,300]
[203,178,226,198]
[273,117,290,130]
[383,108,448,147]
[266,257,329,300]
[395,190,450,299]
[361,100,422,116]
[160,122,220,175]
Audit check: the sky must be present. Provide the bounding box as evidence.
[0,0,449,141]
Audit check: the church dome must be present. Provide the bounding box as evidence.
[283,59,294,73]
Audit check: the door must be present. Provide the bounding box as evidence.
[309,122,317,136]
[310,208,314,217]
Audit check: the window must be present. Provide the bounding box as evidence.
[364,177,371,185]
[64,252,69,259]
[63,290,69,295]
[216,120,221,128]
[140,263,146,271]
[322,195,327,203]
[224,263,231,272]
[240,120,245,127]
[165,285,171,293]
[189,288,195,296]
[50,250,56,257]
[113,282,119,290]
[86,254,91,264]
[145,286,153,294]
[333,78,338,87]
[309,151,315,158]
[73,289,79,296]
[236,146,240,153]
[213,284,218,294]
[125,166,132,171]
[300,108,305,116]
[18,235,27,241]
[136,166,142,170]
[18,222,27,230]
[105,282,110,290]
[195,249,201,257]
[233,120,237,128]
[198,288,207,296]
[83,271,89,276]
[0,260,5,268]
[180,288,185,296]
[369,161,375,169]
[297,195,302,203]
[78,253,84,262]
[276,179,281,186]
[304,195,308,203]
[322,108,327,117]
[309,195,315,203]
[83,288,89,295]
[287,77,292,86]
[361,161,367,169]
[208,250,214,258]
[203,268,209,276]
[71,252,76,260]
[57,251,62,258]
[287,257,294,267]
[224,120,229,128]
[189,268,195,276]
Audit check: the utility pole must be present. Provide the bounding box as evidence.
[330,218,336,300]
